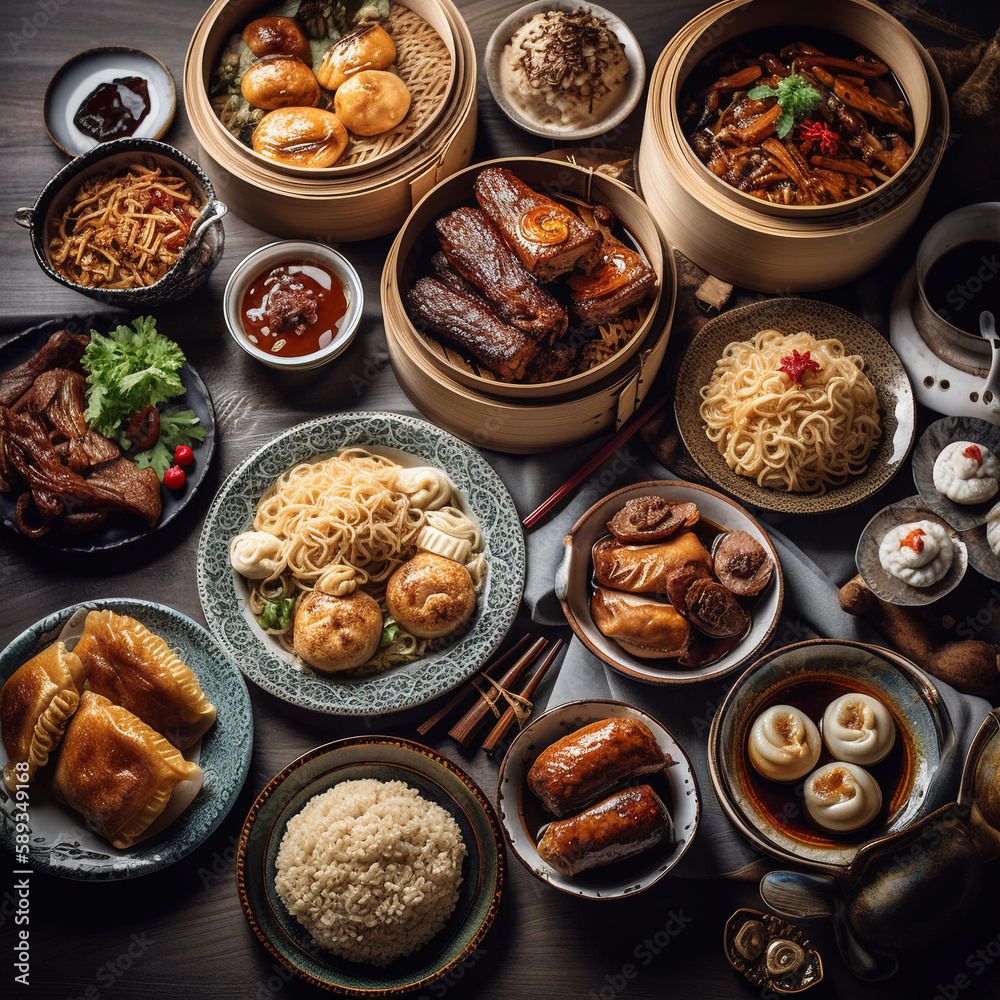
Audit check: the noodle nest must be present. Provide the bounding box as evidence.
[244,448,484,674]
[699,329,882,494]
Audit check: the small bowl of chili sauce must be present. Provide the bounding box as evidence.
[224,240,364,371]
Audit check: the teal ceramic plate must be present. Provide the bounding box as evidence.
[0,598,252,879]
[196,412,525,716]
[709,639,955,871]
[237,736,504,995]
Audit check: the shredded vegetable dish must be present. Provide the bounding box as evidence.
[47,164,203,289]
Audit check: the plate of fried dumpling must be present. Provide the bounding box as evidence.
[0,598,252,878]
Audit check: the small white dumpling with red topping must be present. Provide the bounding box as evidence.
[932,441,999,505]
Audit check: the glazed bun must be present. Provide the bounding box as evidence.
[386,552,476,639]
[316,22,397,91]
[334,69,411,136]
[243,16,313,64]
[252,107,349,168]
[292,591,383,673]
[241,54,320,110]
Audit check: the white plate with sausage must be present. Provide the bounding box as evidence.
[495,699,700,899]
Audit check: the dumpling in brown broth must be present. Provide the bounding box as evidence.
[1,640,85,791]
[52,691,202,850]
[74,609,216,750]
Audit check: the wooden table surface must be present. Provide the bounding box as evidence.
[2,1,1000,998]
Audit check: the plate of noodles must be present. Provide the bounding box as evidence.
[195,411,525,716]
[674,298,915,515]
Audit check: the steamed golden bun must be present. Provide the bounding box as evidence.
[252,107,349,168]
[316,22,397,91]
[293,591,383,672]
[385,552,475,639]
[334,70,411,136]
[241,54,320,110]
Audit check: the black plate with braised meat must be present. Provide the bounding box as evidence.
[0,316,215,553]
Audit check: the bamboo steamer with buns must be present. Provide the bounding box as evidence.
[636,0,948,292]
[184,0,476,240]
[381,157,676,454]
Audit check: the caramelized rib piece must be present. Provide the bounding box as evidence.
[408,277,540,382]
[436,206,568,342]
[473,167,602,280]
[565,233,657,326]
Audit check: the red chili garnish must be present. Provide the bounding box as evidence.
[780,349,821,384]
[800,119,840,155]
[899,528,926,553]
[963,444,983,465]
[174,445,194,466]
[163,465,186,489]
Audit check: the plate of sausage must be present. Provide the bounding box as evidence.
[495,699,700,899]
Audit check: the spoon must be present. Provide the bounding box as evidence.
[982,310,1000,402]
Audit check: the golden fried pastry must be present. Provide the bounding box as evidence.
[241,54,321,110]
[293,591,383,672]
[73,609,216,750]
[385,552,476,639]
[589,588,691,659]
[52,691,203,850]
[334,69,411,136]
[252,107,349,168]
[243,16,313,64]
[316,22,397,91]
[1,641,85,791]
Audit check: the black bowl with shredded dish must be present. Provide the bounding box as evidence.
[14,137,227,306]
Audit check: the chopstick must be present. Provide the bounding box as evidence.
[447,637,549,747]
[481,639,564,755]
[416,634,534,737]
[522,393,670,529]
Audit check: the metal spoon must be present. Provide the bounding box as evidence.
[982,310,1000,402]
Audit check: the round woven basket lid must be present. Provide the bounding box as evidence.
[184,0,473,195]
[648,0,939,224]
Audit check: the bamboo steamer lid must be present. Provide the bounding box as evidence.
[637,0,949,292]
[383,156,667,402]
[381,159,677,453]
[184,0,477,240]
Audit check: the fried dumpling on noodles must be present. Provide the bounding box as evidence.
[52,691,203,849]
[1,640,86,791]
[74,610,216,750]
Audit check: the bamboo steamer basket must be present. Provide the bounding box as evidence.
[381,158,677,453]
[184,0,477,241]
[384,157,666,400]
[637,0,949,292]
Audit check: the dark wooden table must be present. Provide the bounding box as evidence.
[3,1,1000,998]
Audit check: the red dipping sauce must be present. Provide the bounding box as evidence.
[240,258,348,358]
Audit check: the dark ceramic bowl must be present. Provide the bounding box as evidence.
[236,736,504,994]
[14,138,226,306]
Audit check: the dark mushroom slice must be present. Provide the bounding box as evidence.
[607,496,700,544]
[683,578,750,638]
[713,530,774,597]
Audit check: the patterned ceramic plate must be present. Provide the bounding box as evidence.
[709,640,954,870]
[911,416,1000,531]
[496,699,700,899]
[237,736,504,995]
[674,298,916,514]
[0,598,253,879]
[196,412,525,715]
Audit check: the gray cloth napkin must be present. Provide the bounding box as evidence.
[518,448,994,879]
